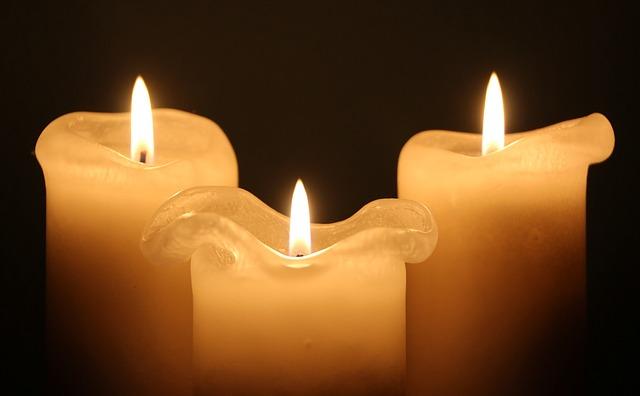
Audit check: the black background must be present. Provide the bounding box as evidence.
[1,0,637,394]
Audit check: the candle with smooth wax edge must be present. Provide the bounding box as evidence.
[398,74,614,396]
[140,184,438,396]
[36,78,238,396]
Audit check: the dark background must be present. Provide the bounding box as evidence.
[1,0,637,393]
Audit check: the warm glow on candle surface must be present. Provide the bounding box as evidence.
[130,76,154,164]
[35,81,240,395]
[482,72,505,155]
[288,179,311,256]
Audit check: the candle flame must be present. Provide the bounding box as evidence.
[482,72,505,155]
[131,76,155,164]
[288,179,311,257]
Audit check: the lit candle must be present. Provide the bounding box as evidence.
[397,73,614,395]
[35,77,238,395]
[141,182,438,395]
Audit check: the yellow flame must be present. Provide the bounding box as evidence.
[482,72,505,155]
[130,76,155,164]
[289,179,311,257]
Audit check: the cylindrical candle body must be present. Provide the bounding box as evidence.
[141,187,438,396]
[397,114,614,396]
[192,246,406,396]
[36,109,237,395]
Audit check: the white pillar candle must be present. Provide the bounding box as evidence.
[141,185,438,396]
[35,79,238,395]
[397,75,614,395]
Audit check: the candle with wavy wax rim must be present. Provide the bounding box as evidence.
[398,74,615,396]
[141,185,438,396]
[36,78,238,395]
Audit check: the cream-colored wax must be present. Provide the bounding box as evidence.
[141,187,438,396]
[398,114,614,396]
[36,109,237,395]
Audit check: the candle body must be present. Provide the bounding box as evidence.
[398,114,614,396]
[36,109,237,395]
[192,247,405,396]
[141,187,438,396]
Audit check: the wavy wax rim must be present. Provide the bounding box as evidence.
[141,187,437,269]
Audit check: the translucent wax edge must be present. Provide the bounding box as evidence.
[140,186,437,268]
[400,113,615,166]
[35,108,235,170]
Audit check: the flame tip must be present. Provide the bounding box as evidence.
[130,77,155,164]
[482,72,505,155]
[289,179,311,256]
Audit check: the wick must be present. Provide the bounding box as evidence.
[139,150,147,164]
[296,254,304,258]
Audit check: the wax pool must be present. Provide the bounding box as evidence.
[141,187,438,396]
[36,109,237,395]
[398,113,614,396]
